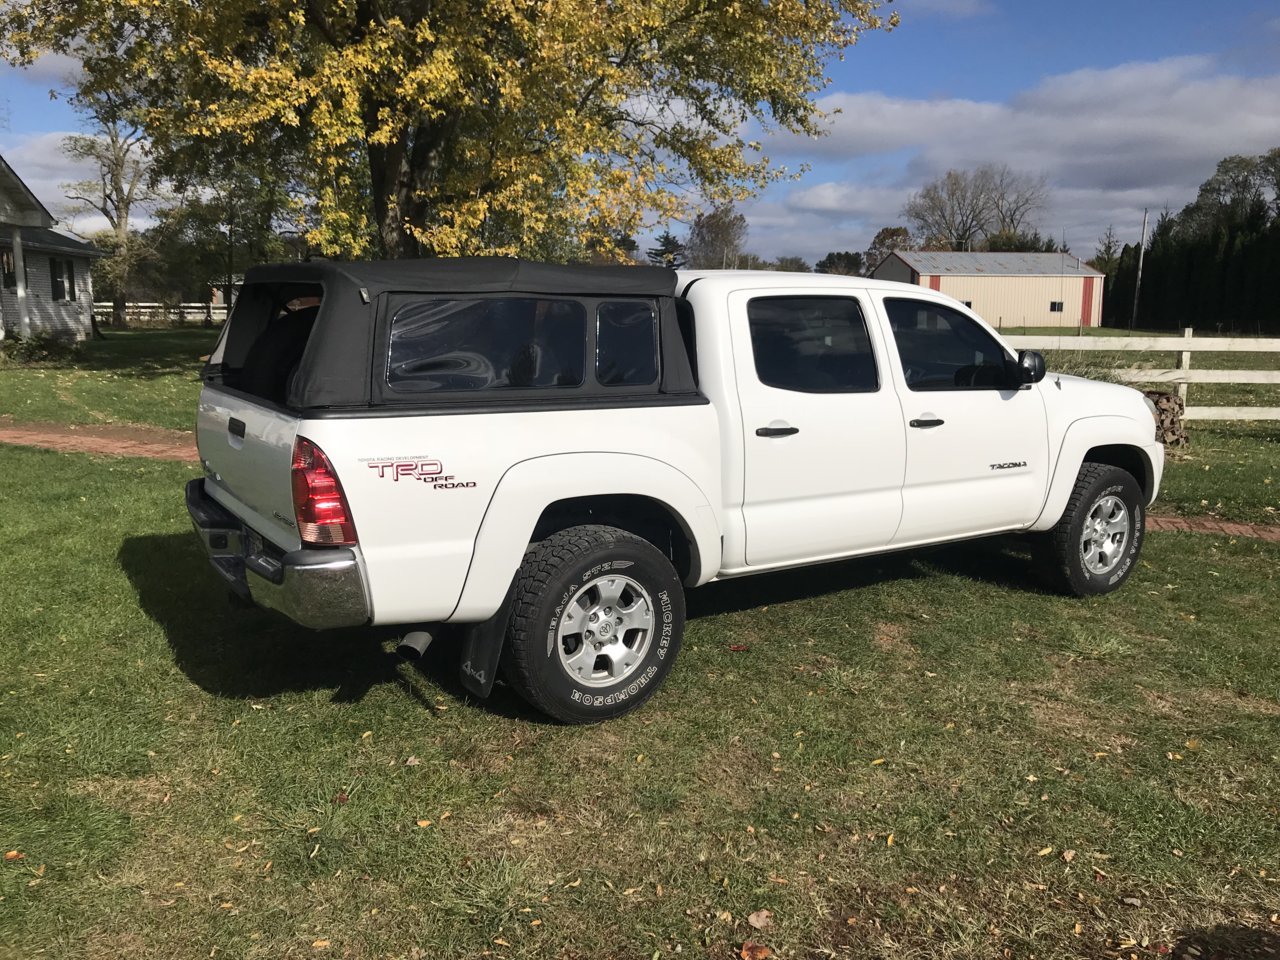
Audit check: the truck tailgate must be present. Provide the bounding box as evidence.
[196,386,302,552]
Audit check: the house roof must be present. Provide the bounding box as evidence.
[0,154,55,229]
[886,251,1104,278]
[1,227,104,259]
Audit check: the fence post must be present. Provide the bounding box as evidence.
[1176,327,1193,402]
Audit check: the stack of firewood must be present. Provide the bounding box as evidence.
[1144,390,1188,447]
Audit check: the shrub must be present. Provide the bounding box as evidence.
[0,332,83,366]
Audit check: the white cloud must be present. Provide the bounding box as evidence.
[747,56,1280,262]
[0,130,118,236]
[9,53,83,89]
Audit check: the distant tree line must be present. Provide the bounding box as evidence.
[1102,149,1280,333]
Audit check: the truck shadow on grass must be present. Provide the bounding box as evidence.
[119,531,1046,714]
[687,535,1048,619]
[118,532,418,706]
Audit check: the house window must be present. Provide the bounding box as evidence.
[50,258,77,301]
[1049,301,1064,313]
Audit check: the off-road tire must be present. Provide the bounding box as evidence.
[503,525,685,723]
[1038,462,1145,596]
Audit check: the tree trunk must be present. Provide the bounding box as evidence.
[366,125,417,259]
[112,291,127,328]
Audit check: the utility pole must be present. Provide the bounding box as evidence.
[1130,208,1148,331]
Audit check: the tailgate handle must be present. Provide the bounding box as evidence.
[228,417,246,439]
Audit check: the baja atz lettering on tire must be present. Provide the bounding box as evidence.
[570,664,658,705]
[1109,504,1143,585]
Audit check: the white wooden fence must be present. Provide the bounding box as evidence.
[93,302,230,328]
[1006,328,1280,421]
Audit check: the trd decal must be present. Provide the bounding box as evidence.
[990,461,1028,471]
[362,456,477,489]
[365,458,443,481]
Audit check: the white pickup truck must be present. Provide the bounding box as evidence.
[187,259,1163,722]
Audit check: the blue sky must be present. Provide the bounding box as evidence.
[2,0,1279,261]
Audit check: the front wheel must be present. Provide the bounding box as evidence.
[503,525,685,723]
[1038,462,1146,596]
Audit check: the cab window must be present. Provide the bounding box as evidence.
[746,296,878,393]
[883,298,1011,391]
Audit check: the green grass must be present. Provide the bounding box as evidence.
[1159,423,1280,526]
[0,328,219,432]
[2,446,1279,960]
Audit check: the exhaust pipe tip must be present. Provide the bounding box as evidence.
[396,630,434,661]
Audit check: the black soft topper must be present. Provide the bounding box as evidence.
[225,258,689,409]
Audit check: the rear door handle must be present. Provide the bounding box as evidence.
[228,417,246,438]
[756,425,799,438]
[909,418,945,428]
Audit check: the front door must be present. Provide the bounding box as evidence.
[874,296,1048,545]
[732,290,907,566]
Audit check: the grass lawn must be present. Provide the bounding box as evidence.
[0,328,219,432]
[2,446,1279,960]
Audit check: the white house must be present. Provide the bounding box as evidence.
[871,251,1105,329]
[0,154,102,341]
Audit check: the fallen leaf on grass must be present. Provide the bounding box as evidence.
[1037,847,1054,857]
[740,943,772,960]
[1121,896,1142,907]
[1062,849,1077,863]
[311,939,331,949]
[886,834,894,847]
[870,758,886,766]
[747,909,773,930]
[4,851,24,862]
[727,644,749,652]
[405,756,421,766]
[416,819,432,828]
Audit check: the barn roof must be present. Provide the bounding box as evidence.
[888,251,1104,277]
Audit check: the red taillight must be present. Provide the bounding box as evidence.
[291,437,357,546]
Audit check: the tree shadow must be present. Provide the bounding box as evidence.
[1168,923,1280,960]
[35,329,220,380]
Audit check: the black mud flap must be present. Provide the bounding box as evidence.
[458,583,517,699]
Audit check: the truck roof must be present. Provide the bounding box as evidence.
[675,270,925,296]
[246,257,676,298]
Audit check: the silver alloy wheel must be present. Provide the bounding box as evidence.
[556,574,655,688]
[1080,494,1131,575]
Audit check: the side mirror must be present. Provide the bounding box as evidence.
[1016,349,1046,384]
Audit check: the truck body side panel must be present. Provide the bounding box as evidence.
[299,404,721,625]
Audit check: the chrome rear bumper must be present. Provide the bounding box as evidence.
[185,479,370,629]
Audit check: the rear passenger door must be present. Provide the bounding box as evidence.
[875,296,1048,544]
[731,290,907,566]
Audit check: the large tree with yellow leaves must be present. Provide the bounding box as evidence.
[2,0,895,259]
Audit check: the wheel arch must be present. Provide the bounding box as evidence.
[447,452,721,622]
[1031,417,1159,532]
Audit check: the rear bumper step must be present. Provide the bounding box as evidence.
[185,479,370,629]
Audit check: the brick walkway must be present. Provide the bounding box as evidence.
[1146,513,1280,543]
[0,415,199,462]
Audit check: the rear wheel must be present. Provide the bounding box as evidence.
[1038,462,1145,596]
[503,525,684,723]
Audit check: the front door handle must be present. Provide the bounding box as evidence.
[756,425,800,438]
[909,418,945,428]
